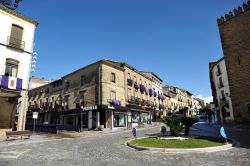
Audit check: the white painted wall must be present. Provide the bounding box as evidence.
[212,59,234,120]
[0,9,36,89]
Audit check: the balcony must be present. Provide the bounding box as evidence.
[219,96,226,102]
[216,70,222,76]
[0,75,22,95]
[127,96,135,104]
[218,82,224,88]
[7,36,25,51]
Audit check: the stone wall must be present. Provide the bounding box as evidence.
[218,3,250,121]
[101,63,125,106]
[0,97,17,134]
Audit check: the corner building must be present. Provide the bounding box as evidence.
[27,60,167,130]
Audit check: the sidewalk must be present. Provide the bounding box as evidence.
[0,123,162,147]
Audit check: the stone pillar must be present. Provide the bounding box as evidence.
[96,112,100,128]
[47,113,51,124]
[75,116,78,126]
[88,111,92,129]
[17,91,27,131]
[125,115,128,129]
[111,111,114,129]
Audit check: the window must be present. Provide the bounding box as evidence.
[111,72,116,83]
[80,94,85,106]
[111,91,116,100]
[9,24,24,50]
[237,56,241,65]
[5,59,19,77]
[217,65,221,75]
[80,75,85,86]
[134,76,137,82]
[128,73,131,79]
[65,82,70,91]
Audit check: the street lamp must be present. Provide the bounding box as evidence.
[0,0,23,10]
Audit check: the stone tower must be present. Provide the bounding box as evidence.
[217,1,250,122]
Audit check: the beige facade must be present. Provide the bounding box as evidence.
[27,60,168,131]
[163,85,192,116]
[27,60,170,131]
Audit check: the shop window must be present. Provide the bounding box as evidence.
[114,113,125,127]
[5,59,19,77]
[111,72,116,83]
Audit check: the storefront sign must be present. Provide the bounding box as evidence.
[83,106,97,111]
[108,105,115,110]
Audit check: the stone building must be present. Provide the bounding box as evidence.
[140,72,165,119]
[29,77,51,90]
[0,6,38,135]
[217,1,250,122]
[209,58,234,122]
[191,97,205,116]
[27,60,168,130]
[163,85,192,116]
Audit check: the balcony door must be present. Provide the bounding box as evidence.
[9,24,23,49]
[5,59,19,77]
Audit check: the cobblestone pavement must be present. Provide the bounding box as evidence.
[0,124,250,166]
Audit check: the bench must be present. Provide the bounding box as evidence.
[6,130,32,141]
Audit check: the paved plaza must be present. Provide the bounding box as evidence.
[0,124,250,166]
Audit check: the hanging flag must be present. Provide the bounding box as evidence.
[8,76,17,89]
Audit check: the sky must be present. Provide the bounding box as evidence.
[17,0,245,102]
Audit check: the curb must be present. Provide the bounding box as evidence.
[126,137,237,153]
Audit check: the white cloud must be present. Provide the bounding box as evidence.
[195,94,213,104]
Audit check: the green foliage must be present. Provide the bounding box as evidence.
[130,137,224,148]
[162,117,185,136]
[162,117,198,136]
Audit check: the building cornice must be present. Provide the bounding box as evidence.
[0,5,38,26]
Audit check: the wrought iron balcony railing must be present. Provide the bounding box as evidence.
[7,36,25,51]
[0,75,22,92]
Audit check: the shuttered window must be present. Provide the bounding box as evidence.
[9,24,24,49]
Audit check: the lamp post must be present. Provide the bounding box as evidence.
[0,0,22,10]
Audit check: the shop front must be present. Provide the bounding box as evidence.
[127,104,152,127]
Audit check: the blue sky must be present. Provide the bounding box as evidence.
[17,0,245,100]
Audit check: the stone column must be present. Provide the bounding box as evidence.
[125,115,128,129]
[111,111,114,129]
[17,91,26,131]
[88,111,92,129]
[47,113,51,124]
[96,112,100,128]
